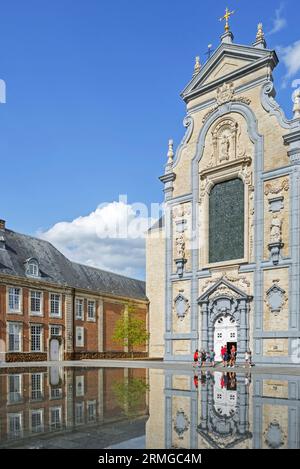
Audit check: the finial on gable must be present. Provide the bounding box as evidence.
[167,139,174,165]
[193,56,201,76]
[253,22,267,49]
[293,89,300,119]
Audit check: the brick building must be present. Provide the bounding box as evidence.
[0,219,148,362]
[0,366,148,447]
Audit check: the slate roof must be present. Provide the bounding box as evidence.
[0,228,146,301]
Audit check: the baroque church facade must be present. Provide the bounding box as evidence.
[146,22,300,364]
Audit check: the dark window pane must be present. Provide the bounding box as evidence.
[209,178,244,263]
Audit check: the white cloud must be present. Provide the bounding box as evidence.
[38,201,158,280]
[267,3,287,36]
[278,40,300,80]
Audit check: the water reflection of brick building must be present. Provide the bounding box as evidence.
[0,367,148,447]
[0,220,148,362]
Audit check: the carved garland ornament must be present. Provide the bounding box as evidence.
[202,275,251,296]
[202,82,252,124]
[264,179,289,196]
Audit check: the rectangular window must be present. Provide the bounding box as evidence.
[75,402,84,425]
[76,375,84,397]
[8,413,23,439]
[8,287,21,312]
[87,300,96,321]
[30,291,42,315]
[50,294,61,317]
[8,374,22,404]
[31,325,43,352]
[50,388,62,400]
[76,299,84,320]
[75,327,84,347]
[50,407,62,430]
[8,323,22,352]
[50,325,61,336]
[87,401,97,422]
[31,373,43,400]
[31,410,44,433]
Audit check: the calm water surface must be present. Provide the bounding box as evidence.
[0,366,299,449]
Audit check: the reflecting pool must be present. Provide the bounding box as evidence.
[0,366,299,449]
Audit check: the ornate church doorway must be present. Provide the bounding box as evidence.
[214,315,237,361]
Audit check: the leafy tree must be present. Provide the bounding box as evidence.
[112,303,149,358]
[112,377,149,419]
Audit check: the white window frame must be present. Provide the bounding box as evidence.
[87,300,96,322]
[30,290,43,316]
[30,325,43,352]
[87,400,97,422]
[26,260,39,278]
[50,325,62,337]
[8,287,22,314]
[7,412,23,439]
[49,406,62,430]
[75,375,84,397]
[31,372,43,401]
[49,293,62,318]
[75,298,84,320]
[8,322,22,352]
[75,402,84,425]
[30,409,44,433]
[50,388,62,400]
[7,374,23,404]
[75,326,84,348]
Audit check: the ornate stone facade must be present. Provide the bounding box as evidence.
[147,23,300,365]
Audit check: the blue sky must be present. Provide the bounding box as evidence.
[0,0,299,278]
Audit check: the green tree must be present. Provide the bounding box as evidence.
[112,303,149,358]
[112,377,149,419]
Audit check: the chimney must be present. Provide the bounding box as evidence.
[0,219,6,250]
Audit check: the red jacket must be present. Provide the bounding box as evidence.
[194,351,199,361]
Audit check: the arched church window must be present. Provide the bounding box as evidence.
[209,178,244,263]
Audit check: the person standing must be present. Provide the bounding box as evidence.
[193,349,199,367]
[200,350,207,367]
[209,349,216,367]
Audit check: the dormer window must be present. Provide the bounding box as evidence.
[25,258,39,278]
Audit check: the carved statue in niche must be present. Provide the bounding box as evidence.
[219,132,231,162]
[270,215,282,243]
[210,118,238,167]
[176,232,185,259]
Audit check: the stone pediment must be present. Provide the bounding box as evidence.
[181,42,278,103]
[198,277,250,304]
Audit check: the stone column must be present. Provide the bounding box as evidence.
[201,301,209,352]
[237,375,249,436]
[237,299,248,363]
[199,381,208,430]
[208,321,214,354]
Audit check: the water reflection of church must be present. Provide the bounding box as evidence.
[146,370,300,449]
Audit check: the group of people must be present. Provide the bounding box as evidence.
[221,344,236,368]
[193,349,216,367]
[193,346,253,368]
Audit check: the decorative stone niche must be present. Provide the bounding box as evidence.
[265,281,287,316]
[173,410,190,440]
[174,293,190,320]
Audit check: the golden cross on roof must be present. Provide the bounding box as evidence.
[220,7,235,32]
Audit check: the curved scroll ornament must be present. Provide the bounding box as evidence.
[174,294,190,320]
[261,81,292,130]
[173,410,190,439]
[172,115,194,168]
[265,281,287,316]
